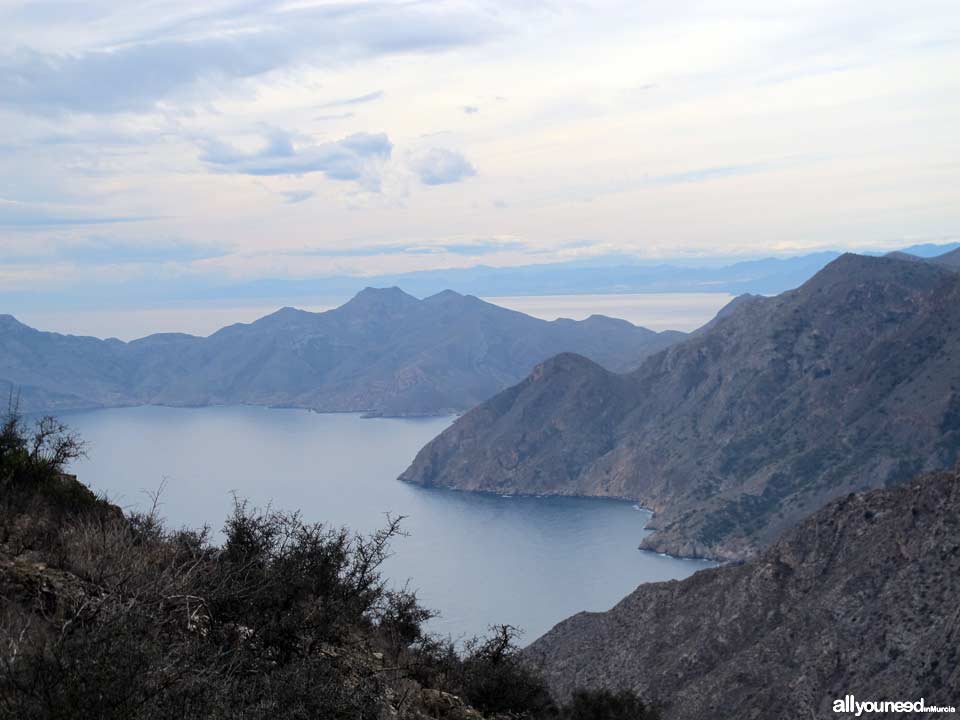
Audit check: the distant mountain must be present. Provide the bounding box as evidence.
[884,246,960,270]
[6,244,957,324]
[897,240,960,257]
[138,244,951,300]
[929,247,960,270]
[0,288,682,416]
[366,252,844,298]
[524,466,960,718]
[400,254,960,559]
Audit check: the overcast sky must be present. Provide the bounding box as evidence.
[1,0,959,302]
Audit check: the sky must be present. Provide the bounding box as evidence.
[1,0,959,331]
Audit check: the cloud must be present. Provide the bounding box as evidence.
[411,148,477,186]
[199,130,392,189]
[0,198,154,228]
[0,39,285,115]
[276,238,525,258]
[0,236,225,265]
[314,112,355,122]
[316,90,383,109]
[281,190,314,204]
[0,3,498,115]
[56,237,226,265]
[419,240,524,256]
[646,160,794,187]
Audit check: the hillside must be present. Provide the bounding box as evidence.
[400,254,960,559]
[929,247,960,270]
[0,410,662,719]
[524,466,960,719]
[885,246,960,271]
[0,288,681,416]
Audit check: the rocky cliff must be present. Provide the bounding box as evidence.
[524,466,960,719]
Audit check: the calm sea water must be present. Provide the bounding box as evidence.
[64,405,712,642]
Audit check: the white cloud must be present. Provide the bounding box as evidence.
[199,129,392,190]
[0,3,499,115]
[410,147,477,186]
[0,0,958,311]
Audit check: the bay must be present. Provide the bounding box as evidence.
[65,405,712,642]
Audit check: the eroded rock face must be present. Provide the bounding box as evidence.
[0,552,93,621]
[401,254,960,559]
[523,467,960,719]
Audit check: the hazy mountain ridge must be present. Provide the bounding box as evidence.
[399,253,960,559]
[524,466,960,719]
[366,252,846,298]
[886,247,960,270]
[0,289,682,416]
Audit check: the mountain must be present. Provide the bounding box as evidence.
[897,240,960,257]
[885,246,960,271]
[400,254,960,559]
[366,252,844,298]
[929,247,960,270]
[0,288,683,416]
[524,466,960,718]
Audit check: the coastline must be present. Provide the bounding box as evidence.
[397,478,724,565]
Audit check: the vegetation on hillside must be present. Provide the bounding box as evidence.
[0,408,659,719]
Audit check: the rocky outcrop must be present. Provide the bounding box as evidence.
[524,467,960,719]
[400,254,960,559]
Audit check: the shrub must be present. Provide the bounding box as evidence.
[459,624,554,716]
[560,689,661,720]
[0,410,662,720]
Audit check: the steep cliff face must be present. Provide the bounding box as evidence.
[524,467,960,719]
[400,255,960,559]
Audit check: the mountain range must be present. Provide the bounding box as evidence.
[9,244,959,319]
[524,466,960,718]
[400,252,960,559]
[0,288,681,416]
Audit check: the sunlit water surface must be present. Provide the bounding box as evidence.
[66,405,712,642]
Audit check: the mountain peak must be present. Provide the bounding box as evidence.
[337,286,421,317]
[247,306,314,329]
[270,306,308,318]
[800,251,950,293]
[424,289,465,302]
[530,352,605,381]
[580,314,637,329]
[0,314,29,332]
[358,285,416,299]
[349,286,419,305]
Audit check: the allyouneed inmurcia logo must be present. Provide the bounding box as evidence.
[833,695,956,716]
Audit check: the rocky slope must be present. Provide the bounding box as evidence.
[524,466,960,719]
[929,247,960,270]
[0,288,681,416]
[400,254,960,559]
[886,247,960,271]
